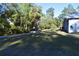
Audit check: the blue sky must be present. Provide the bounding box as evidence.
[36,3,79,17]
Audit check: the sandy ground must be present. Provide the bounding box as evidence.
[56,31,79,38]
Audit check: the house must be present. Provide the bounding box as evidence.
[63,13,79,33]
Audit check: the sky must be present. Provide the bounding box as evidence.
[36,3,79,17]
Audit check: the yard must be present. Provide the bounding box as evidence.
[0,31,79,56]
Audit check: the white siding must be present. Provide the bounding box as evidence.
[68,19,79,33]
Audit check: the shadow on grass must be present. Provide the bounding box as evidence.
[0,31,79,56]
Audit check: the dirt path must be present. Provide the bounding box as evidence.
[56,31,79,38]
[68,34,79,38]
[56,31,68,36]
[0,30,79,56]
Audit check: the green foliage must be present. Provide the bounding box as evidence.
[39,16,62,31]
[29,7,41,22]
[46,7,54,19]
[58,4,77,19]
[0,3,42,35]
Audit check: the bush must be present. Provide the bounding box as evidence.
[39,17,63,31]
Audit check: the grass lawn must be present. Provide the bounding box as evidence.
[0,31,79,56]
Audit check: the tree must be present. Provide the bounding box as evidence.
[58,4,77,19]
[76,6,79,13]
[67,4,77,14]
[46,7,54,19]
[29,7,42,31]
[0,3,42,35]
[0,3,13,35]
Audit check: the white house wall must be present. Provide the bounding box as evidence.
[68,19,79,33]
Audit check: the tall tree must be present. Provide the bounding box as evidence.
[58,4,77,19]
[29,7,42,31]
[77,6,79,13]
[46,7,54,19]
[0,3,42,35]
